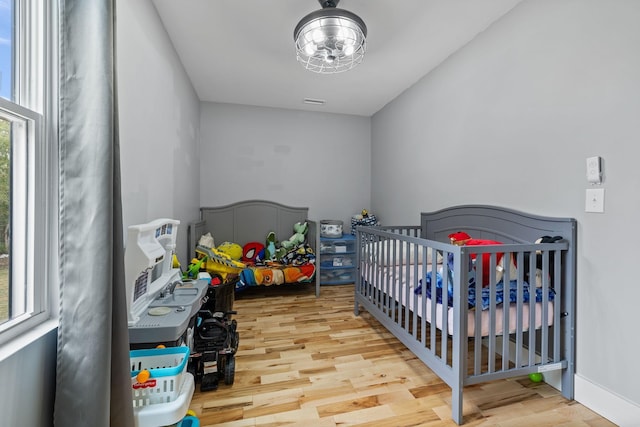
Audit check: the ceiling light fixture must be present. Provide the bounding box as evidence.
[294,0,367,74]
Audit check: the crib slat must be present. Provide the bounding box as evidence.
[474,298,482,375]
[430,250,441,353]
[514,251,526,368]
[452,247,466,425]
[501,252,510,371]
[490,253,498,374]
[553,250,562,362]
[441,250,449,365]
[473,250,483,375]
[410,244,424,339]
[541,250,550,363]
[384,238,390,310]
[528,248,536,366]
[420,244,428,346]
[392,237,397,320]
[405,256,412,340]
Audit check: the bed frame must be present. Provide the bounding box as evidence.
[354,205,576,424]
[188,200,319,296]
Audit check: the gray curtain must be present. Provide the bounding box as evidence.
[54,1,134,426]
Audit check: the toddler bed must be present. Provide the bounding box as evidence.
[354,205,576,425]
[188,200,319,296]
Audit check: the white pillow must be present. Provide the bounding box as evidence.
[363,240,441,266]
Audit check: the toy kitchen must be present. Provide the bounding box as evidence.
[125,218,208,350]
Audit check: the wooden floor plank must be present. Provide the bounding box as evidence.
[189,284,615,426]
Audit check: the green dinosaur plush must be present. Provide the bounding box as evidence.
[265,231,277,260]
[280,222,308,251]
[275,247,288,261]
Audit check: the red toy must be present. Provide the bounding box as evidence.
[449,232,505,286]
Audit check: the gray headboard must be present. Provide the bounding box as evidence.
[192,200,312,246]
[421,205,577,248]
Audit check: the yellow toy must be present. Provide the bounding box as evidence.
[172,253,181,268]
[195,245,246,280]
[216,241,243,261]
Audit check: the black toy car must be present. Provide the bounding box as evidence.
[189,308,239,391]
[188,277,239,392]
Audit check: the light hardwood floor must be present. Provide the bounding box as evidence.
[188,284,614,426]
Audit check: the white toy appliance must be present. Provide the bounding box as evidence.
[125,218,208,348]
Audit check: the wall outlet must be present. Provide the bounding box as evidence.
[585,188,605,213]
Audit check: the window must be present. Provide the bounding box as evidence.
[0,0,57,346]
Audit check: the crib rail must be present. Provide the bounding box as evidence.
[354,224,571,424]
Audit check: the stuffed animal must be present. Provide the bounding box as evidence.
[280,222,308,251]
[528,235,563,287]
[242,241,265,263]
[265,231,277,260]
[198,232,215,249]
[449,231,471,246]
[448,231,514,286]
[253,267,284,285]
[216,241,243,261]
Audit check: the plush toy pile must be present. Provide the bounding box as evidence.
[241,221,313,265]
[190,222,316,291]
[237,222,315,289]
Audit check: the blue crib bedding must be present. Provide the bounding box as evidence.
[414,270,555,311]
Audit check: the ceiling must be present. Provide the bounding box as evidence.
[152,0,522,117]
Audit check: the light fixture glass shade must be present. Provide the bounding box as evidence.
[294,6,367,74]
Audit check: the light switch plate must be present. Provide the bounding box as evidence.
[585,188,605,213]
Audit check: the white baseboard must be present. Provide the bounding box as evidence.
[575,374,640,427]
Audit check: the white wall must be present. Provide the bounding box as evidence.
[0,330,56,426]
[199,102,372,232]
[118,0,201,262]
[371,0,640,423]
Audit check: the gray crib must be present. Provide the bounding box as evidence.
[354,205,576,425]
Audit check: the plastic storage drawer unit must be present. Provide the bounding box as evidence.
[319,234,356,285]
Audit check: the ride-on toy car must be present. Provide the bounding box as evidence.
[189,308,239,391]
